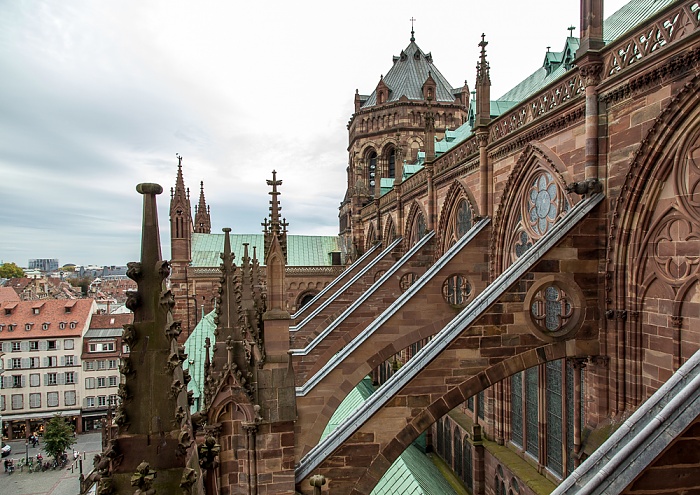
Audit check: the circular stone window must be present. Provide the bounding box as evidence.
[373,270,386,283]
[524,275,584,341]
[400,272,418,292]
[442,274,473,308]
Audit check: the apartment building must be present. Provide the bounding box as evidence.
[80,314,131,431]
[0,298,96,439]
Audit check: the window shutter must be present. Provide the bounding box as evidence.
[83,397,88,408]
[20,341,29,351]
[22,358,29,369]
[56,340,61,350]
[43,357,48,367]
[39,340,48,351]
[21,375,26,387]
[60,356,65,366]
[1,343,9,353]
[44,373,49,385]
[58,373,65,385]
[6,360,12,370]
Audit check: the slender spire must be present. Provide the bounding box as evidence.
[194,180,211,234]
[410,17,416,42]
[475,34,492,129]
[264,171,288,262]
[170,154,189,216]
[476,33,491,85]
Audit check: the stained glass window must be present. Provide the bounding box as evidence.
[385,219,396,244]
[444,199,472,252]
[444,421,453,466]
[467,396,474,412]
[388,149,396,178]
[410,212,427,246]
[531,284,573,333]
[566,360,575,476]
[442,274,472,307]
[463,441,473,490]
[400,272,418,292]
[454,429,463,477]
[525,367,539,458]
[514,230,532,259]
[478,391,485,420]
[456,200,472,238]
[546,360,563,476]
[511,372,523,447]
[527,172,559,236]
[437,419,444,456]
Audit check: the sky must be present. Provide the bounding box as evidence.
[0,0,630,267]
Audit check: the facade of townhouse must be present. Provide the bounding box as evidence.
[0,298,96,439]
[80,314,131,431]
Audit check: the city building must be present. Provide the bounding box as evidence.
[28,259,59,273]
[80,313,132,431]
[0,298,96,439]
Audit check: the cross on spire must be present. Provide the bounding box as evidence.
[410,17,416,42]
[568,25,576,37]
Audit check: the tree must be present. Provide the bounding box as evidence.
[43,415,76,462]
[0,262,24,278]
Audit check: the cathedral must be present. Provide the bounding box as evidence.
[85,0,700,494]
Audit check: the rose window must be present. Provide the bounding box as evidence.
[527,172,560,236]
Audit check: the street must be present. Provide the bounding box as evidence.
[0,432,102,495]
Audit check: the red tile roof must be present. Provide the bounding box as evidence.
[0,287,20,302]
[0,298,96,339]
[89,313,133,329]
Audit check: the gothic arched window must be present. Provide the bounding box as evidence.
[410,212,426,247]
[367,151,377,193]
[388,149,396,179]
[444,199,473,250]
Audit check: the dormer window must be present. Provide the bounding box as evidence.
[59,322,66,330]
[42,323,50,330]
[4,309,11,315]
[69,322,77,329]
[8,324,15,332]
[25,323,33,331]
[33,308,40,315]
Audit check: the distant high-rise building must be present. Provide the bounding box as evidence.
[28,258,59,272]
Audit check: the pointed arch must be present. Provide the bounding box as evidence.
[436,180,479,256]
[383,214,397,245]
[365,222,378,252]
[404,200,428,248]
[608,75,700,407]
[491,142,576,275]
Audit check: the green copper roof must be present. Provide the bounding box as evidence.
[321,377,460,495]
[498,0,676,102]
[183,309,217,413]
[362,40,457,108]
[191,233,341,267]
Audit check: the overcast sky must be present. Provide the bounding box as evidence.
[0,0,630,267]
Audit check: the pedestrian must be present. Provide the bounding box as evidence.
[3,459,7,473]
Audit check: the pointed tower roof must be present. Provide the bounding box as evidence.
[194,180,212,234]
[170,154,191,218]
[361,31,457,108]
